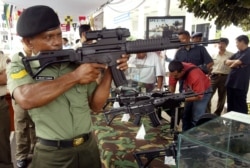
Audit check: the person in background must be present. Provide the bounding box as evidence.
[12,41,36,168]
[7,5,128,168]
[172,30,213,95]
[155,50,167,86]
[225,35,250,114]
[168,60,212,131]
[62,37,71,49]
[73,24,92,50]
[175,30,213,75]
[73,25,102,84]
[208,38,233,116]
[191,32,203,42]
[0,50,13,168]
[127,52,164,92]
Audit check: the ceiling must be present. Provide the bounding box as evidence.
[2,0,109,22]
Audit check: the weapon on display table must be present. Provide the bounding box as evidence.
[103,87,151,109]
[21,28,220,87]
[133,130,250,168]
[103,90,200,127]
[133,143,177,168]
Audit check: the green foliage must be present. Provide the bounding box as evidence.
[247,34,250,41]
[215,30,221,39]
[179,0,250,31]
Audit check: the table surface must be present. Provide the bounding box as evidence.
[91,112,174,168]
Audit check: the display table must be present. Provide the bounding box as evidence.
[91,112,173,168]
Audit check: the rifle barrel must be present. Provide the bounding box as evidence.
[125,38,220,54]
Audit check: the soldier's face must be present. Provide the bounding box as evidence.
[24,27,63,54]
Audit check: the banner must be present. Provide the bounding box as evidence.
[79,16,86,24]
[61,24,70,32]
[3,4,14,28]
[64,16,73,25]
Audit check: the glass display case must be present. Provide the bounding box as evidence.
[126,65,155,93]
[177,112,250,168]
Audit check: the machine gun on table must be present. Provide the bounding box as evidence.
[133,130,250,168]
[103,86,152,110]
[103,90,199,127]
[21,28,220,87]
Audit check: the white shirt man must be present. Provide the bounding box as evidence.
[127,52,165,92]
[208,38,233,115]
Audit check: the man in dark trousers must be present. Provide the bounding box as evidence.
[225,35,250,114]
[168,60,212,131]
[7,5,128,168]
[0,50,13,168]
[173,30,213,96]
[208,38,233,116]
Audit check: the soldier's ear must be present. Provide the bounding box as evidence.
[22,38,33,50]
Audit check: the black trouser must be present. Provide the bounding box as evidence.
[0,97,13,168]
[207,74,228,115]
[227,87,248,114]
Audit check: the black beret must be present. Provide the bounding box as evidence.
[191,32,203,38]
[17,5,60,37]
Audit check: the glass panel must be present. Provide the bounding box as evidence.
[177,112,250,168]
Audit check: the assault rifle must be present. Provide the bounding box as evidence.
[103,89,151,109]
[103,90,199,127]
[21,28,220,87]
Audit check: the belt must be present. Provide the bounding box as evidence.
[211,73,228,77]
[38,133,91,148]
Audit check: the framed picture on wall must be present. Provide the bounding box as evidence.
[146,16,185,39]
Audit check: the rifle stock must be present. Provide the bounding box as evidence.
[21,28,220,87]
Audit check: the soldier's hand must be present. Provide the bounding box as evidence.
[74,63,107,84]
[116,54,129,71]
